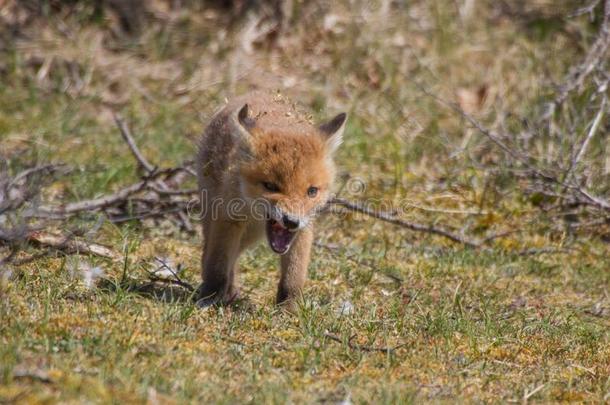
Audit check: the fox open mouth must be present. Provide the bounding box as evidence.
[266,218,296,254]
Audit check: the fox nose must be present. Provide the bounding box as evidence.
[282,215,300,230]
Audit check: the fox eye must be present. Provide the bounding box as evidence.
[262,182,280,192]
[307,186,318,198]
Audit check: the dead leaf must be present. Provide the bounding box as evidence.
[456,85,488,113]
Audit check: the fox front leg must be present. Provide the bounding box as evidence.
[197,220,244,308]
[277,226,314,311]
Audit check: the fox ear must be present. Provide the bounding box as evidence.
[231,104,255,141]
[319,112,347,153]
[231,104,256,158]
[237,104,256,130]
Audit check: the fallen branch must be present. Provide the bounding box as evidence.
[516,247,574,256]
[27,231,120,260]
[38,179,149,217]
[112,114,194,231]
[328,197,481,248]
[32,166,193,219]
[7,164,68,191]
[146,274,196,291]
[113,113,155,173]
[146,256,195,292]
[1,163,68,215]
[12,369,53,384]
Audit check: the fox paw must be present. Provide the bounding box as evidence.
[275,296,300,314]
[195,286,239,309]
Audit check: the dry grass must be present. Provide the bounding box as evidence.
[1,0,609,402]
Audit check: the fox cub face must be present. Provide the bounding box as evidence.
[231,104,347,254]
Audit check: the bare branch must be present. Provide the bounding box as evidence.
[414,83,610,214]
[113,113,155,173]
[413,82,523,164]
[7,164,68,190]
[568,0,602,18]
[570,96,608,176]
[145,275,196,292]
[37,178,149,216]
[27,231,120,260]
[146,256,195,291]
[328,197,481,248]
[552,0,610,109]
[112,115,194,232]
[516,247,574,256]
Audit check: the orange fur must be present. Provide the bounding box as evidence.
[196,90,346,309]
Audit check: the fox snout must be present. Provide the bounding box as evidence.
[265,207,308,254]
[270,206,308,231]
[281,212,303,231]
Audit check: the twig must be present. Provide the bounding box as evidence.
[410,0,610,216]
[1,164,69,215]
[181,165,197,178]
[480,229,523,244]
[146,275,195,291]
[13,369,53,384]
[323,332,405,354]
[413,81,528,166]
[568,0,601,18]
[38,179,148,216]
[523,383,545,402]
[7,164,68,190]
[576,188,610,211]
[10,250,56,266]
[552,0,610,109]
[33,168,179,217]
[112,116,194,232]
[416,83,610,213]
[149,256,194,291]
[113,113,155,173]
[566,95,607,181]
[108,206,187,223]
[148,185,198,196]
[328,197,481,248]
[516,247,572,256]
[27,231,120,260]
[567,217,610,229]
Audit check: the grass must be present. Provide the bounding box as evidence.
[1,0,609,402]
[2,247,609,402]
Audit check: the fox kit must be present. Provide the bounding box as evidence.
[196,91,347,309]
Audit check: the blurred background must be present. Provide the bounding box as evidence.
[1,0,608,244]
[1,1,610,402]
